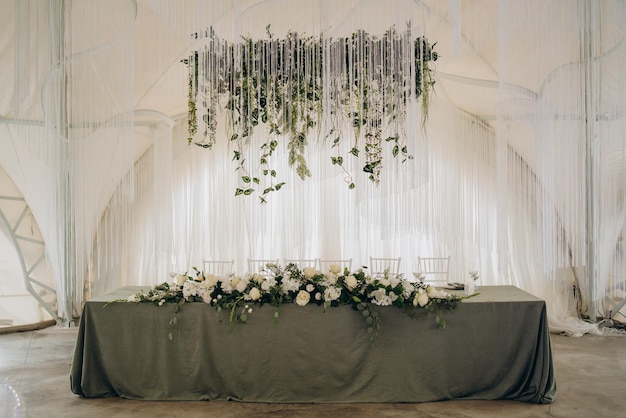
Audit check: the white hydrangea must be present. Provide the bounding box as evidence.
[260,276,276,291]
[322,272,338,286]
[182,281,200,299]
[323,286,341,302]
[281,277,301,294]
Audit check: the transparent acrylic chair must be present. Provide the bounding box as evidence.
[247,258,280,275]
[417,256,450,286]
[369,257,401,277]
[317,258,352,273]
[284,259,318,269]
[202,259,235,276]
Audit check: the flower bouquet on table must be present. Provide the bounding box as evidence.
[124,263,468,343]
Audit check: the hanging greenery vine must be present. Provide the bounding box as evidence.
[185,23,437,202]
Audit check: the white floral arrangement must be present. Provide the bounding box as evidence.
[125,263,464,343]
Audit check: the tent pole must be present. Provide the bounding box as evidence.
[583,0,598,322]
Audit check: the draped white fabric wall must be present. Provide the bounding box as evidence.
[3,0,136,324]
[2,1,625,335]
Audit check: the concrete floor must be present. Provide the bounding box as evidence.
[1,326,625,418]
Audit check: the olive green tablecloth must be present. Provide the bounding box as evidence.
[70,285,556,403]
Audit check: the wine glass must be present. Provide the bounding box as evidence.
[468,270,479,291]
[169,259,178,281]
[412,262,424,282]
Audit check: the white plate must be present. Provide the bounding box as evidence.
[446,283,465,290]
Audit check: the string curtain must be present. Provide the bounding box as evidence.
[1,0,625,337]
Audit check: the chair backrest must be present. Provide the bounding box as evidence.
[247,258,280,275]
[284,259,318,269]
[417,256,450,284]
[202,259,234,276]
[369,257,401,276]
[317,258,352,273]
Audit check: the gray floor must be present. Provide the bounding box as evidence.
[1,326,625,418]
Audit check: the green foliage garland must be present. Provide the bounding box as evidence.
[186,24,437,201]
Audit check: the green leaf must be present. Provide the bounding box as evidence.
[242,176,251,183]
[348,183,356,189]
[253,177,260,184]
[270,170,276,177]
[275,182,286,190]
[263,187,275,194]
[392,145,399,157]
[243,188,254,195]
[331,156,344,165]
[235,188,244,196]
[230,133,239,141]
[350,147,359,157]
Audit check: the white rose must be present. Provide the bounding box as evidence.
[303,267,318,279]
[236,280,247,293]
[175,274,187,286]
[205,274,218,287]
[230,276,241,288]
[249,287,261,300]
[127,294,138,303]
[329,263,341,274]
[306,283,315,292]
[380,278,390,287]
[254,274,265,284]
[345,275,358,291]
[296,290,311,306]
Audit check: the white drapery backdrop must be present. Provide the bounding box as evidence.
[1,0,624,336]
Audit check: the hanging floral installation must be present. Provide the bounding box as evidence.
[185,23,437,202]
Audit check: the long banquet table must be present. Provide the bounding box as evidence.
[70,285,556,403]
